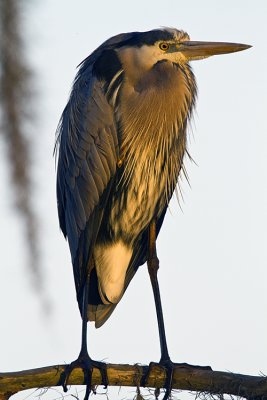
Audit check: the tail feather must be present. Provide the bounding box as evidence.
[87,207,167,327]
[88,238,147,327]
[88,303,116,328]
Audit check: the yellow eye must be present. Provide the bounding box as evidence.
[159,42,169,51]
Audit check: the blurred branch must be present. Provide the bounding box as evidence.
[0,0,49,312]
[0,362,266,399]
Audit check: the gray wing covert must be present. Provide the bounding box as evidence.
[56,70,118,302]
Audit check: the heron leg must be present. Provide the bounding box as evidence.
[147,220,170,363]
[145,221,211,400]
[60,272,108,400]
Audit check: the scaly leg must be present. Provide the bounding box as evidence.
[60,272,108,400]
[145,220,211,400]
[147,220,170,363]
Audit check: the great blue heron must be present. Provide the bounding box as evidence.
[56,28,250,399]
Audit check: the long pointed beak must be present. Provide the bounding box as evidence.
[178,41,251,60]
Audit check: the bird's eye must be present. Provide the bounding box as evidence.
[159,42,169,51]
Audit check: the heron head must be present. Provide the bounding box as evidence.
[111,28,251,91]
[114,28,251,68]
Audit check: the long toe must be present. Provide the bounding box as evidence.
[61,355,108,400]
[89,359,108,388]
[160,359,212,400]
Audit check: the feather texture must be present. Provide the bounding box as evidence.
[55,28,197,326]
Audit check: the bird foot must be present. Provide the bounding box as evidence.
[142,359,212,400]
[60,352,108,400]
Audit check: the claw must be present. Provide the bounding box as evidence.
[142,360,212,399]
[60,354,108,400]
[161,360,212,400]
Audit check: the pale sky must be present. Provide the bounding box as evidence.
[0,1,267,399]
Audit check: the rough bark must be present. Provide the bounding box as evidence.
[0,363,266,399]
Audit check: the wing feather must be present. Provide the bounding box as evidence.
[56,61,119,301]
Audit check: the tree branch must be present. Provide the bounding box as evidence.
[0,363,266,399]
